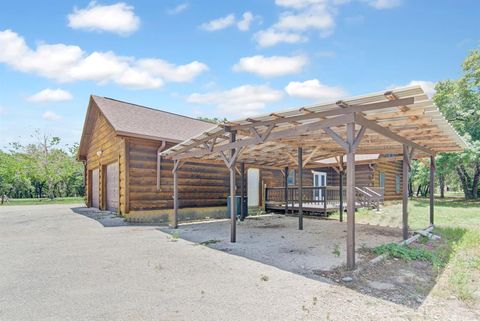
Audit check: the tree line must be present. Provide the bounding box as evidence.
[0,131,84,203]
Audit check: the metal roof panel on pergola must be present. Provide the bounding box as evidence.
[160,85,467,270]
[162,86,466,168]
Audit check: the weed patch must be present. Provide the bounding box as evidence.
[373,243,434,262]
[199,239,220,246]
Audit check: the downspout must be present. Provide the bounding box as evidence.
[157,141,167,191]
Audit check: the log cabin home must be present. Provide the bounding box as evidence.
[78,96,403,222]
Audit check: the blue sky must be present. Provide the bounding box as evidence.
[0,0,479,148]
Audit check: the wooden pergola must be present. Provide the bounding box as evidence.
[160,85,466,269]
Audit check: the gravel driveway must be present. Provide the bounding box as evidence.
[0,205,469,321]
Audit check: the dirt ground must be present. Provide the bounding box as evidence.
[316,254,437,307]
[160,214,403,277]
[0,205,478,321]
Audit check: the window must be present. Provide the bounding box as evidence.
[395,174,401,193]
[287,169,296,185]
[379,172,385,188]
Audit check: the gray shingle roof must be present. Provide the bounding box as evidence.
[92,95,215,142]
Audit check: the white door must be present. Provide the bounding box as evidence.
[106,162,119,212]
[313,171,327,200]
[91,168,99,208]
[247,168,260,207]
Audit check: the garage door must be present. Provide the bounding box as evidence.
[91,168,99,208]
[106,162,119,212]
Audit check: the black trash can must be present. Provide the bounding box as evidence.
[227,196,248,218]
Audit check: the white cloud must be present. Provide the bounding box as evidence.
[28,88,73,103]
[364,0,402,9]
[274,4,335,33]
[285,79,347,101]
[233,55,307,77]
[237,12,254,31]
[200,14,236,31]
[254,0,346,47]
[200,12,259,32]
[167,3,189,15]
[42,111,62,121]
[275,0,328,9]
[0,29,208,89]
[0,106,6,114]
[136,59,208,82]
[187,85,283,117]
[68,2,140,35]
[407,80,436,98]
[254,28,307,47]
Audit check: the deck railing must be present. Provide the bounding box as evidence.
[265,185,384,214]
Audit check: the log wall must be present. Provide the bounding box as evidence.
[372,160,403,200]
[127,139,235,212]
[85,107,125,212]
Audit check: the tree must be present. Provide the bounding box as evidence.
[197,116,228,124]
[0,130,84,200]
[434,49,480,199]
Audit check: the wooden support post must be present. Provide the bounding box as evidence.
[284,166,289,214]
[430,155,435,226]
[323,186,327,215]
[298,147,303,230]
[240,162,246,221]
[339,170,344,222]
[402,145,409,240]
[172,160,179,229]
[230,131,237,243]
[346,123,356,270]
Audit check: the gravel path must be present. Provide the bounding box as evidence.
[0,205,473,321]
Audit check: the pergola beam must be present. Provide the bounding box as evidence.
[346,122,356,269]
[229,132,237,243]
[430,156,435,225]
[354,114,435,155]
[225,97,415,132]
[402,145,410,240]
[173,114,354,160]
[298,147,303,230]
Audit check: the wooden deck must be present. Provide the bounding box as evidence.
[265,186,384,216]
[266,202,364,215]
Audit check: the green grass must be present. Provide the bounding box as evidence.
[337,196,480,230]
[0,197,84,206]
[343,196,480,302]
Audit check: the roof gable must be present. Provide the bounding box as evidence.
[92,96,215,142]
[78,95,215,159]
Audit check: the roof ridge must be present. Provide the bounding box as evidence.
[93,95,212,125]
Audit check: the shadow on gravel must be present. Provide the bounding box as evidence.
[159,215,461,309]
[71,207,171,228]
[70,207,131,227]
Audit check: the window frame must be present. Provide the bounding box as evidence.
[287,169,296,185]
[379,172,385,188]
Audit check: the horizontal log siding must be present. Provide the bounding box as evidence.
[127,139,238,211]
[261,168,313,188]
[85,107,125,212]
[373,160,403,200]
[310,165,373,187]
